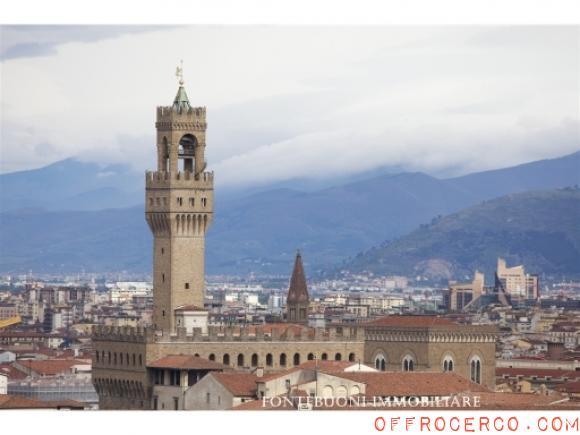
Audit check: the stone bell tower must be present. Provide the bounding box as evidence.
[145,66,214,332]
[286,251,310,324]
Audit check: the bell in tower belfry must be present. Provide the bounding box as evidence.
[145,62,214,333]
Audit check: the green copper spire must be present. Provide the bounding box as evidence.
[172,60,191,113]
[173,85,191,113]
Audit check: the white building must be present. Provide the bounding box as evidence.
[107,282,153,304]
[0,373,7,395]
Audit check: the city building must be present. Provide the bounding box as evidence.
[445,271,485,311]
[495,258,540,301]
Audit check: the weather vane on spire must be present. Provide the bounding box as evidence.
[175,59,184,86]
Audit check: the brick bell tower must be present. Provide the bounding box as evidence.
[145,64,214,332]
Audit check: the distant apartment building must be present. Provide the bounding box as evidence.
[382,276,408,290]
[0,304,18,320]
[495,258,539,301]
[0,373,7,395]
[445,259,540,311]
[445,271,485,311]
[43,306,74,332]
[108,282,153,304]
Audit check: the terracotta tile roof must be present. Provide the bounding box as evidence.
[475,392,578,410]
[258,367,302,382]
[15,359,89,376]
[496,368,580,379]
[0,363,27,380]
[0,394,85,410]
[257,360,357,382]
[366,315,457,328]
[556,380,580,394]
[147,355,226,371]
[212,372,258,397]
[328,372,490,397]
[298,360,355,371]
[174,305,206,311]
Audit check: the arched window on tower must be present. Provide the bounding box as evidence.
[280,353,287,367]
[160,137,169,172]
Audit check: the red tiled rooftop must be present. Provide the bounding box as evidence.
[366,315,457,328]
[174,305,206,312]
[15,359,89,376]
[0,394,84,410]
[496,368,580,379]
[331,371,489,397]
[475,392,576,410]
[298,360,355,371]
[212,372,258,397]
[147,355,226,371]
[556,380,580,394]
[0,363,27,380]
[257,360,357,382]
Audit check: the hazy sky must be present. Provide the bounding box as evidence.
[1,25,578,187]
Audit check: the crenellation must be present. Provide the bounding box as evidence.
[145,170,214,188]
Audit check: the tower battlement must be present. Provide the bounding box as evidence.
[145,170,214,188]
[156,106,207,131]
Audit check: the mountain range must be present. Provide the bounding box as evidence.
[0,151,578,276]
[341,187,580,283]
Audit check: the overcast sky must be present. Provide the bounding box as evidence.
[1,25,578,187]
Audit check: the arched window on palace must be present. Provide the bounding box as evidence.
[375,354,386,371]
[402,355,415,372]
[293,353,300,366]
[443,356,454,372]
[470,356,482,384]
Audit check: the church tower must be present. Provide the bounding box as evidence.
[145,67,213,332]
[286,251,310,324]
